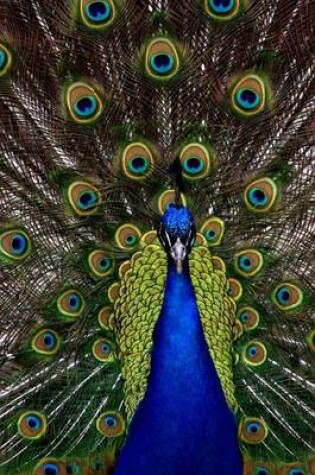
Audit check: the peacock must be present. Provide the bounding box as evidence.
[0,0,314,474]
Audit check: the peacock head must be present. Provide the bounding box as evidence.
[158,204,196,274]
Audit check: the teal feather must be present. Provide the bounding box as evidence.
[0,1,314,474]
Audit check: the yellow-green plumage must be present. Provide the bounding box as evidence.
[0,0,314,473]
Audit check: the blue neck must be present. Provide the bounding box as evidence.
[114,259,242,475]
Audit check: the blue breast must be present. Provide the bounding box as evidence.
[114,260,243,475]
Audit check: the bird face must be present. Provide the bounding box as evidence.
[158,204,196,273]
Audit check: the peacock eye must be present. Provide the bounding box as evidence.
[65,82,104,124]
[244,177,278,213]
[0,43,12,77]
[74,95,97,118]
[239,417,268,444]
[96,411,125,437]
[92,338,116,362]
[121,142,154,180]
[18,411,47,440]
[98,306,114,330]
[290,470,304,475]
[243,341,267,367]
[150,53,174,75]
[236,88,260,110]
[85,1,111,22]
[256,468,269,475]
[179,143,213,181]
[231,74,267,117]
[157,189,187,215]
[205,0,240,20]
[88,250,114,278]
[145,38,180,81]
[57,289,85,319]
[34,459,67,475]
[80,0,116,29]
[237,306,259,331]
[272,283,304,311]
[67,181,102,216]
[234,249,264,277]
[0,229,31,262]
[200,217,225,246]
[32,329,61,356]
[228,278,243,301]
[115,224,142,250]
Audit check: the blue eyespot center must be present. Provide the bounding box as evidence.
[209,0,235,13]
[247,422,260,433]
[0,48,7,69]
[239,255,252,271]
[129,156,149,174]
[150,54,174,75]
[236,88,260,110]
[248,345,258,358]
[74,95,97,118]
[86,1,111,23]
[257,469,269,475]
[43,464,60,475]
[43,332,56,349]
[69,294,81,310]
[249,187,268,206]
[290,470,304,475]
[26,415,41,430]
[79,191,98,209]
[101,343,111,354]
[205,229,216,241]
[125,234,137,245]
[105,416,118,427]
[240,312,249,323]
[183,157,205,175]
[99,257,110,270]
[277,287,291,305]
[11,234,27,255]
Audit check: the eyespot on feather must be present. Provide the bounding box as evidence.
[212,256,226,272]
[115,224,142,250]
[92,338,116,362]
[88,250,114,277]
[237,306,260,331]
[157,189,187,215]
[144,37,180,81]
[243,341,267,367]
[31,329,61,356]
[239,417,268,444]
[271,282,304,311]
[79,0,117,29]
[277,463,307,475]
[179,143,213,181]
[120,142,154,181]
[0,229,31,262]
[98,306,114,330]
[17,411,47,440]
[193,233,208,247]
[204,0,241,21]
[57,289,85,319]
[234,249,264,277]
[34,459,67,475]
[67,180,102,216]
[228,278,243,301]
[0,42,13,77]
[231,74,268,117]
[244,177,278,213]
[200,217,225,246]
[96,411,125,437]
[65,82,104,124]
[108,282,120,303]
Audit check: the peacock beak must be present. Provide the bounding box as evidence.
[170,237,187,274]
